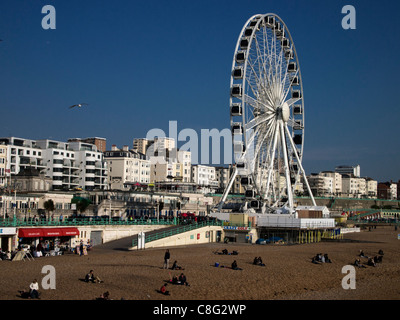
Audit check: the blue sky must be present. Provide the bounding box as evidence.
[0,0,399,182]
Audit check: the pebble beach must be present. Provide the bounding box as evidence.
[0,226,399,301]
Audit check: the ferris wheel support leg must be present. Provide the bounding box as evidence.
[263,124,279,202]
[217,166,238,211]
[279,121,294,211]
[284,124,317,207]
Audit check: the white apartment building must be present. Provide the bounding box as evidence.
[365,178,378,198]
[104,145,150,190]
[389,183,397,200]
[342,175,366,198]
[320,171,342,195]
[0,137,108,191]
[191,165,218,187]
[307,173,334,196]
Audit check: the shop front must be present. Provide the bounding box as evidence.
[0,227,17,252]
[18,227,79,255]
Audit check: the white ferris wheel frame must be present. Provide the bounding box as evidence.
[218,13,316,213]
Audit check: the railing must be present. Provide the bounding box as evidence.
[132,220,223,247]
[0,217,176,227]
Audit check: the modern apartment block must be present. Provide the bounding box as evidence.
[104,145,150,190]
[132,138,150,155]
[335,165,360,177]
[133,137,176,157]
[0,137,108,191]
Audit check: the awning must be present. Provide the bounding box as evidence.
[18,227,79,238]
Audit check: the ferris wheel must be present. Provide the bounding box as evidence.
[218,13,316,213]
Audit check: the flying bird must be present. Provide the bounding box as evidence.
[69,103,88,109]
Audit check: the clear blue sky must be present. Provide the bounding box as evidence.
[0,0,399,182]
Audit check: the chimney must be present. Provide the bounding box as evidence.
[123,145,129,151]
[111,144,118,151]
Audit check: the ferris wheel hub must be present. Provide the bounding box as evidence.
[281,101,290,122]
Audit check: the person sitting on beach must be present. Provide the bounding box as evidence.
[169,274,181,285]
[178,273,190,286]
[378,249,384,256]
[253,257,265,266]
[231,260,242,270]
[373,255,383,264]
[359,250,367,258]
[160,283,170,295]
[29,279,40,299]
[97,291,111,300]
[222,249,228,255]
[312,257,321,264]
[354,258,366,268]
[324,254,332,263]
[367,258,376,267]
[171,261,184,270]
[85,270,103,283]
[257,257,265,266]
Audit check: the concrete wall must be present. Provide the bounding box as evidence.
[73,225,168,247]
[134,226,223,249]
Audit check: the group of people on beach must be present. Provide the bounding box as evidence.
[253,256,265,266]
[159,249,190,296]
[312,253,332,264]
[354,249,384,268]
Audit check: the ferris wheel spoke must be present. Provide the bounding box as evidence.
[245,112,275,132]
[243,93,275,113]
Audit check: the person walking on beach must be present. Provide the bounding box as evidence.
[163,249,170,269]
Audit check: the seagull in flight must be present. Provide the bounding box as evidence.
[69,103,88,109]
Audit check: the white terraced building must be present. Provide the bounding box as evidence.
[0,137,108,191]
[104,145,151,190]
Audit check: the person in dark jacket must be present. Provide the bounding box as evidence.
[163,249,170,269]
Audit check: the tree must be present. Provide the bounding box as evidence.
[43,199,55,220]
[71,197,91,214]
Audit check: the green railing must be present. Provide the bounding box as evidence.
[0,217,176,227]
[131,220,223,247]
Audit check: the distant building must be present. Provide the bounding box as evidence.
[215,166,230,193]
[68,137,107,153]
[150,149,191,183]
[335,165,360,177]
[365,178,377,198]
[307,173,334,197]
[104,145,150,190]
[13,167,52,192]
[0,143,7,188]
[0,137,108,191]
[320,171,342,196]
[191,165,218,187]
[132,138,150,155]
[341,174,366,198]
[377,181,397,200]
